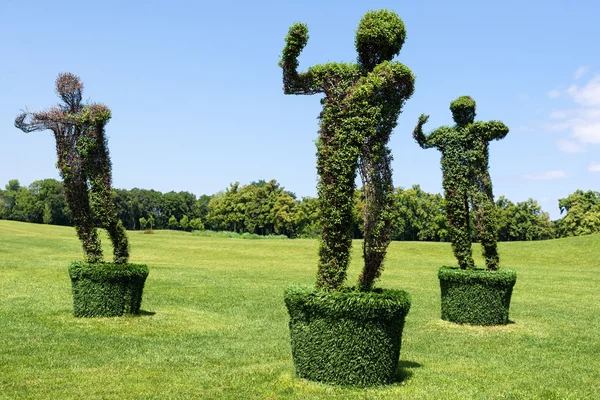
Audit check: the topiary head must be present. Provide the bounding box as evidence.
[450,96,476,126]
[56,72,84,112]
[355,9,406,71]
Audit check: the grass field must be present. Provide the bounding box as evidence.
[1,220,599,399]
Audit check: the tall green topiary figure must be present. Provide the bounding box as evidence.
[281,10,414,291]
[413,96,516,325]
[16,73,148,317]
[281,10,414,385]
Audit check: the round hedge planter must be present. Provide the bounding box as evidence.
[438,267,516,326]
[69,261,149,318]
[284,285,411,386]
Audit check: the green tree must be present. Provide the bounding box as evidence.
[30,179,70,225]
[496,197,555,241]
[294,196,320,238]
[206,184,243,232]
[556,190,600,237]
[0,179,21,220]
[189,217,204,231]
[168,215,179,230]
[147,215,155,230]
[179,215,190,231]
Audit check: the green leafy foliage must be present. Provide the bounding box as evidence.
[168,215,179,230]
[391,185,448,241]
[496,196,555,241]
[355,9,406,71]
[3,177,583,243]
[0,179,70,225]
[438,267,516,325]
[206,180,298,236]
[191,230,287,239]
[281,10,414,290]
[414,96,508,270]
[189,217,205,231]
[556,190,600,237]
[284,285,410,386]
[68,261,149,317]
[178,215,190,231]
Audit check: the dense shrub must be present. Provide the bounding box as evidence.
[69,262,149,317]
[284,286,411,386]
[191,230,287,240]
[438,267,516,325]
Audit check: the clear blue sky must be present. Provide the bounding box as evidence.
[1,0,599,219]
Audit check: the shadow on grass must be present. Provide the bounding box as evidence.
[394,360,423,383]
[134,310,156,317]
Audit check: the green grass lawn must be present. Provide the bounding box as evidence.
[1,220,598,399]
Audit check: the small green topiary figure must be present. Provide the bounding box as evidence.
[281,9,415,291]
[15,73,129,264]
[413,96,508,270]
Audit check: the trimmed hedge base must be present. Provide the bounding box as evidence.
[438,267,516,326]
[284,285,411,386]
[69,261,149,317]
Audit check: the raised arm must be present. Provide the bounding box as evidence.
[413,114,433,148]
[279,23,322,95]
[472,120,509,141]
[412,115,452,150]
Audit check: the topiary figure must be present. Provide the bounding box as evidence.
[281,9,414,291]
[16,73,146,317]
[15,73,129,264]
[280,9,415,386]
[413,97,517,326]
[413,96,509,270]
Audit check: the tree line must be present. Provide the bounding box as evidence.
[1,178,598,241]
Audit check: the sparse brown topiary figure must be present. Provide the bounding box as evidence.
[15,73,129,264]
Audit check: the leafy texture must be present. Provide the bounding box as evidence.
[69,261,149,317]
[281,10,414,290]
[413,96,508,271]
[15,73,129,264]
[284,285,410,386]
[438,267,516,325]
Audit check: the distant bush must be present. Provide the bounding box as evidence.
[192,230,287,240]
[189,217,204,231]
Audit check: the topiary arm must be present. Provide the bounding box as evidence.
[413,115,447,149]
[473,120,509,141]
[279,23,323,95]
[14,108,66,133]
